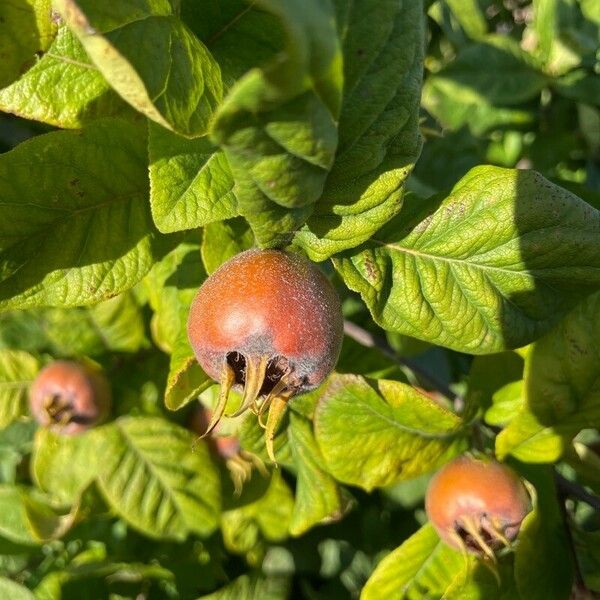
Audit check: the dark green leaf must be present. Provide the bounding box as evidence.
[0,0,56,89]
[514,465,574,599]
[211,0,343,247]
[294,0,424,261]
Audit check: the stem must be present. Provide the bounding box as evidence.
[554,472,585,589]
[343,320,462,408]
[555,472,600,512]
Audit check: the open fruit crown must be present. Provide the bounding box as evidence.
[187,249,344,462]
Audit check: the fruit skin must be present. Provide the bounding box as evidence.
[29,360,112,435]
[425,455,530,556]
[187,249,343,396]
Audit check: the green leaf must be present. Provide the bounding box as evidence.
[96,416,220,540]
[211,0,343,247]
[444,0,488,40]
[181,0,285,88]
[485,381,524,427]
[362,523,470,600]
[0,350,39,428]
[287,413,349,536]
[221,471,293,563]
[0,577,35,600]
[85,292,149,353]
[148,123,237,233]
[555,69,600,107]
[141,235,214,410]
[201,218,254,275]
[165,330,213,411]
[575,528,600,592]
[0,27,132,128]
[422,76,536,135]
[0,0,56,89]
[581,0,600,23]
[0,420,36,484]
[294,0,424,261]
[497,292,600,462]
[466,351,524,415]
[314,375,466,490]
[54,0,222,137]
[515,466,574,599]
[31,428,101,504]
[533,0,557,65]
[530,0,598,75]
[199,574,290,600]
[143,235,205,353]
[443,561,519,600]
[334,166,600,354]
[0,294,147,357]
[435,36,547,105]
[0,485,76,545]
[0,119,167,310]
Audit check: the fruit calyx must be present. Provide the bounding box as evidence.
[425,454,531,562]
[29,360,111,435]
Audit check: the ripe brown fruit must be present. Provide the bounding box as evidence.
[29,360,112,435]
[187,249,343,461]
[425,455,530,559]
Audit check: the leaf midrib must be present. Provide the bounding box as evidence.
[107,423,184,534]
[370,237,537,279]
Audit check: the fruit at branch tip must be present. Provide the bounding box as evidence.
[425,455,530,560]
[29,360,112,435]
[187,249,343,462]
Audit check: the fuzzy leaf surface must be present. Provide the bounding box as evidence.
[96,417,220,540]
[314,375,466,490]
[0,119,165,310]
[54,0,222,137]
[334,166,600,354]
[0,27,131,128]
[295,0,424,260]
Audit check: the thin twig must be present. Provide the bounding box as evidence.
[343,320,462,407]
[555,472,600,512]
[555,472,585,589]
